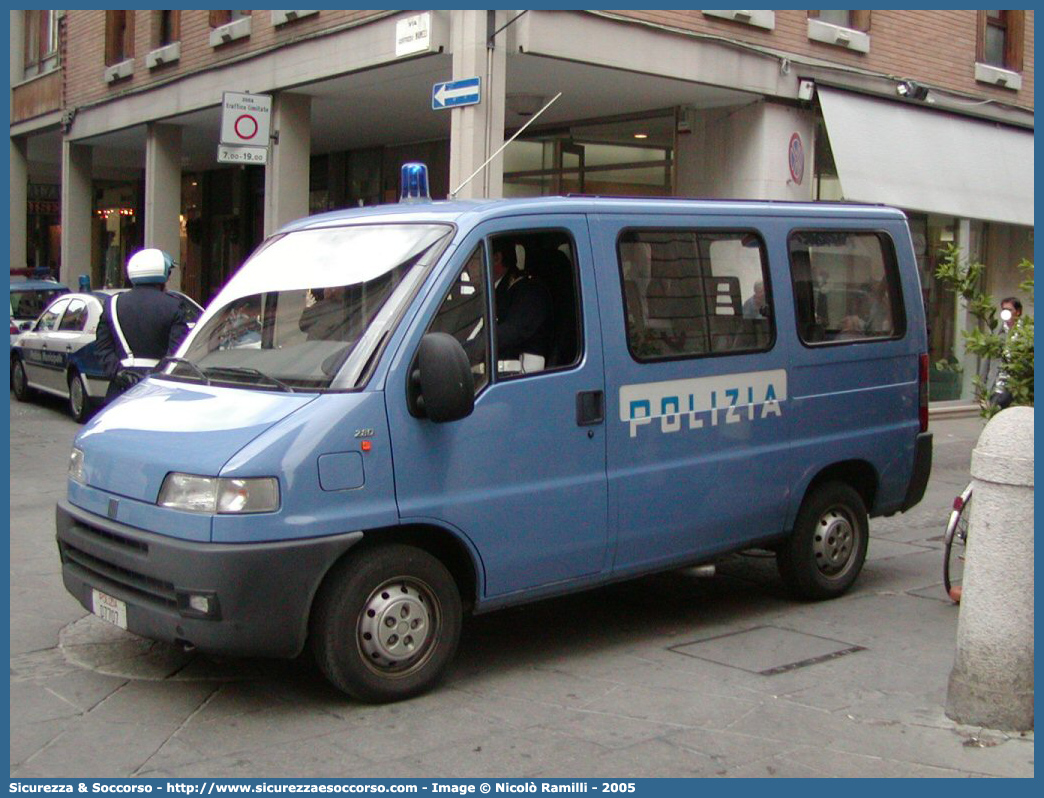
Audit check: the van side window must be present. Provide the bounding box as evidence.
[428,245,490,394]
[789,231,905,345]
[619,230,772,360]
[490,231,581,377]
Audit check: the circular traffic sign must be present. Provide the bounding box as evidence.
[234,114,259,141]
[789,132,805,185]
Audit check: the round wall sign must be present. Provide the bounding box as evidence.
[788,132,805,185]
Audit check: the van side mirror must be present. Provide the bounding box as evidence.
[408,333,475,423]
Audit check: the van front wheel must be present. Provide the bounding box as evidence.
[777,482,868,600]
[311,544,462,703]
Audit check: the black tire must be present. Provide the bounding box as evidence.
[68,370,94,423]
[310,544,462,703]
[777,481,869,600]
[11,357,32,402]
[943,489,971,598]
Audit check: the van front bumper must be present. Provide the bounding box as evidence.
[56,499,363,659]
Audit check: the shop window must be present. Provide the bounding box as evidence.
[504,114,674,199]
[619,230,773,361]
[23,10,60,79]
[977,10,1024,71]
[105,10,134,66]
[789,231,905,346]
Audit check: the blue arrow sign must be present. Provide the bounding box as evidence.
[432,77,481,110]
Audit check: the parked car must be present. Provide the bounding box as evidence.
[10,278,69,345]
[10,288,203,422]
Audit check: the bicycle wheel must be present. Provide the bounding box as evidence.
[943,486,972,600]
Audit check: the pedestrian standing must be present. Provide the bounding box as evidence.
[990,296,1023,407]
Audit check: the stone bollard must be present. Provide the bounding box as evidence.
[946,406,1034,731]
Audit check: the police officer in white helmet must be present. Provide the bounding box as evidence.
[95,248,190,399]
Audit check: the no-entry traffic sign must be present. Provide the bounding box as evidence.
[220,92,272,146]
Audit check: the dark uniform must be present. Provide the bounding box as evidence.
[493,271,554,361]
[95,285,189,397]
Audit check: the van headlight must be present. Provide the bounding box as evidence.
[69,448,85,484]
[158,474,280,514]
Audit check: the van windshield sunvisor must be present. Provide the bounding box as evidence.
[170,224,453,392]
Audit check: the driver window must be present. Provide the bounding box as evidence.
[428,245,489,394]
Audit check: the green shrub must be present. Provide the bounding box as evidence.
[934,245,1033,417]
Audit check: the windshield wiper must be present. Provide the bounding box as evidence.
[202,366,295,393]
[159,357,211,384]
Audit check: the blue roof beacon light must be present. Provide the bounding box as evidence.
[400,162,431,204]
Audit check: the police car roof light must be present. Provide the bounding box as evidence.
[400,162,431,204]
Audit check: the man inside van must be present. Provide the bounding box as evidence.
[490,239,554,372]
[742,281,767,319]
[300,285,349,341]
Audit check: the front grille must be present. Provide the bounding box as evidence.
[60,541,177,609]
[76,522,149,554]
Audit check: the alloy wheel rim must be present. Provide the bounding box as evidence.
[70,376,84,416]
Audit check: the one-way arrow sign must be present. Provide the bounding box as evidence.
[432,77,481,110]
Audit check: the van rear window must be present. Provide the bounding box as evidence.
[618,229,773,361]
[789,231,905,345]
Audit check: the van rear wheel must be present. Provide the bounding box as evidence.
[777,482,868,600]
[311,544,462,703]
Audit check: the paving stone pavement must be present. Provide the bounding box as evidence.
[9,397,1033,778]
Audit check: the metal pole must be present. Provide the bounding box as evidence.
[450,92,562,199]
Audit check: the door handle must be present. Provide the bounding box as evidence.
[576,390,604,427]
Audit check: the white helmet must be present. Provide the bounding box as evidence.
[126,248,175,285]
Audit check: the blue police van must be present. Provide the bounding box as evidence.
[57,166,931,702]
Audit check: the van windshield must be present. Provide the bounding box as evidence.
[170,224,453,391]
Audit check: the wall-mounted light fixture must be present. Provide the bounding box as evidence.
[896,80,930,101]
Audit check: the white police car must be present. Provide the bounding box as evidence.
[11,288,202,422]
[9,278,69,345]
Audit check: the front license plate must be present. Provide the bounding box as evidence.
[91,589,127,630]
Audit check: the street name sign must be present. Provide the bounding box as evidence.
[432,77,481,110]
[396,12,431,57]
